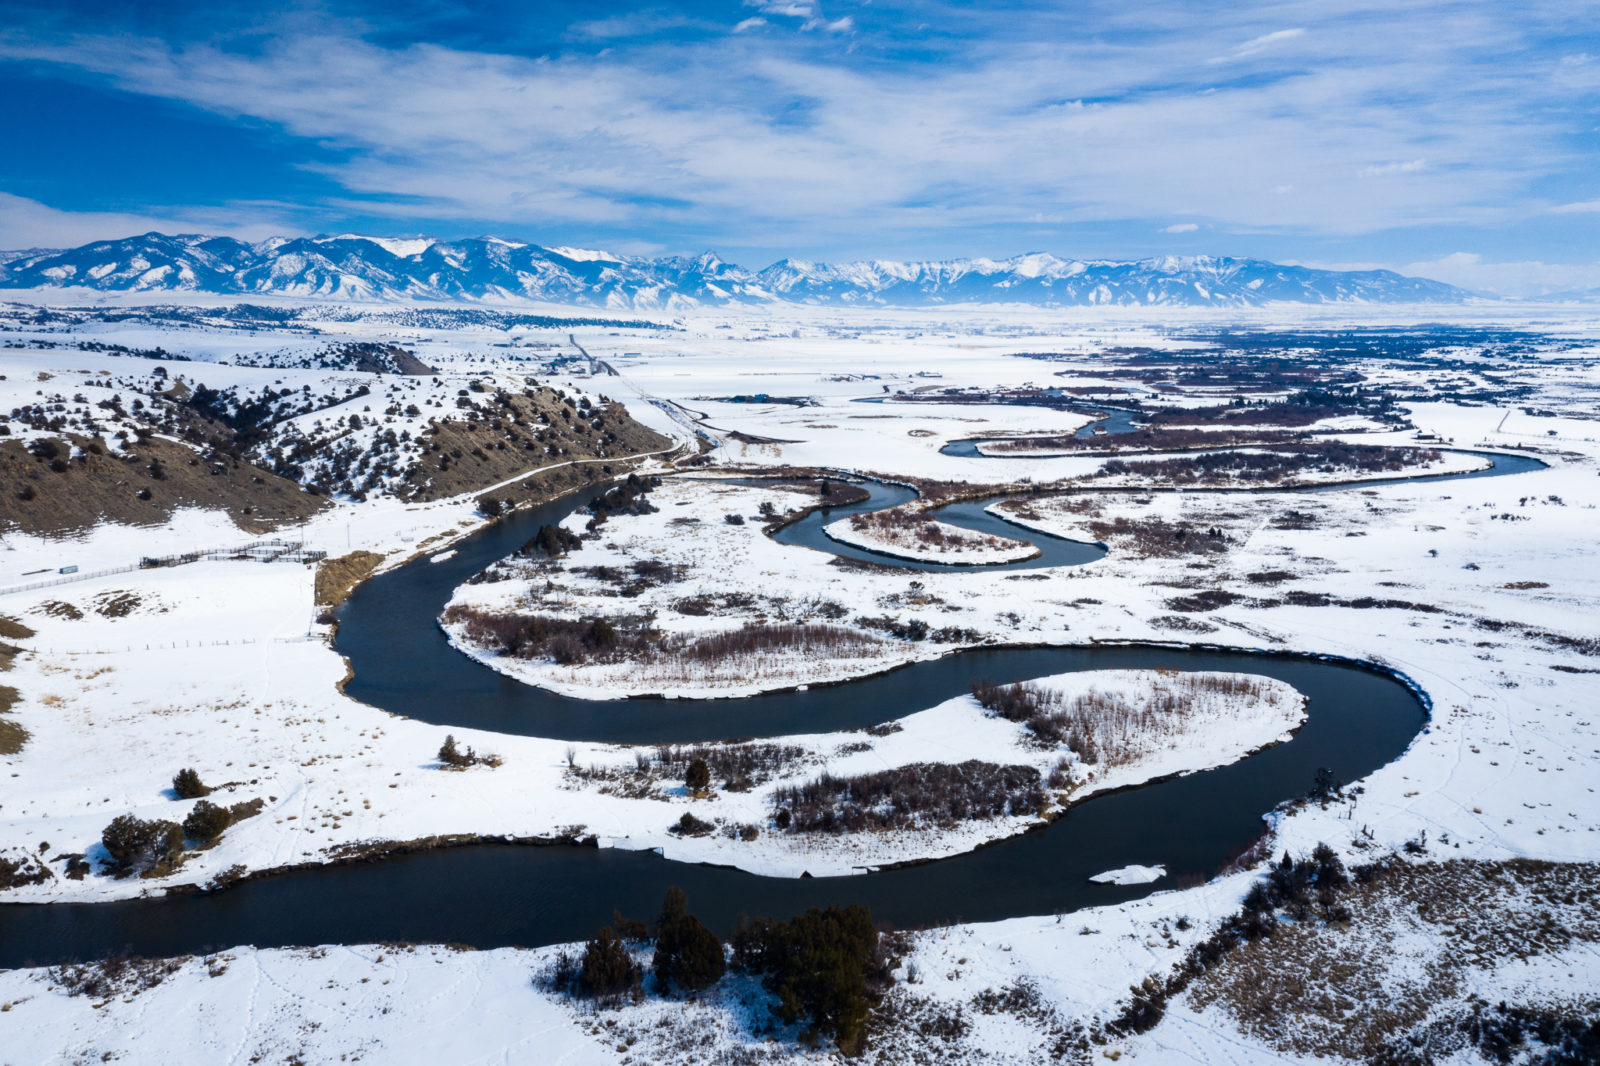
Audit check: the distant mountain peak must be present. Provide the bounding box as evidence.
[0,232,1474,308]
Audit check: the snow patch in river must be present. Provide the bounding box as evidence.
[1090,863,1167,885]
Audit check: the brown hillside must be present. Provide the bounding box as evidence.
[0,435,327,537]
[401,393,673,502]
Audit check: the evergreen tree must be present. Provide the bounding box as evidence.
[438,734,474,767]
[172,767,211,799]
[577,926,639,998]
[652,887,726,993]
[729,904,885,1050]
[101,815,185,877]
[183,799,233,845]
[684,757,711,796]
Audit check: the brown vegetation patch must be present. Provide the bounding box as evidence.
[1152,614,1218,633]
[314,550,385,606]
[1163,589,1245,613]
[93,590,142,617]
[843,505,1029,558]
[443,605,889,672]
[37,599,83,620]
[0,850,52,889]
[1094,443,1445,487]
[1091,516,1229,559]
[401,393,670,502]
[0,692,26,754]
[0,616,35,640]
[984,427,1297,456]
[50,954,192,1000]
[0,434,327,536]
[1186,859,1600,1063]
[571,741,814,798]
[773,761,1045,834]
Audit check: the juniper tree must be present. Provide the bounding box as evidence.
[651,887,726,993]
[182,799,232,845]
[577,927,639,998]
[172,768,210,799]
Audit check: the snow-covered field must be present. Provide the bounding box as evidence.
[2,300,1599,1063]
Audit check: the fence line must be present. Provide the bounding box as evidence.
[0,540,328,598]
[33,633,327,657]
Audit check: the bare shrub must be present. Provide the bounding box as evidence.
[671,811,715,836]
[1096,443,1443,486]
[50,955,189,999]
[445,597,887,678]
[676,623,880,664]
[845,505,1021,556]
[972,672,1280,764]
[772,761,1044,834]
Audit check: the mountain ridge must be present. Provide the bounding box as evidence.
[0,231,1475,308]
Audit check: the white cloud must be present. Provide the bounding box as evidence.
[1399,251,1600,298]
[803,16,854,34]
[733,17,768,33]
[1163,223,1199,233]
[0,192,292,250]
[568,13,695,39]
[0,2,1590,251]
[1358,159,1427,177]
[1551,199,1600,213]
[1210,27,1305,63]
[744,0,816,18]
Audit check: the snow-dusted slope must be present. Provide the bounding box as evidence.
[0,233,1470,307]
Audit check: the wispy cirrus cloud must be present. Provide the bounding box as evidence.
[0,0,1594,261]
[1209,26,1305,63]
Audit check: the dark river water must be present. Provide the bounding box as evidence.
[0,448,1547,967]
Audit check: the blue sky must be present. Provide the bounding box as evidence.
[0,0,1597,294]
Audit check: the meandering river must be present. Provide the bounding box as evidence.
[0,448,1546,967]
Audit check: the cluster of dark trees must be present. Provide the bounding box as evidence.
[97,769,264,878]
[522,522,582,557]
[585,473,660,530]
[556,888,892,1052]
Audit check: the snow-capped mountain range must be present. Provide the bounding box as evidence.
[0,232,1474,308]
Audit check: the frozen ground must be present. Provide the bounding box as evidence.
[1,300,1598,1063]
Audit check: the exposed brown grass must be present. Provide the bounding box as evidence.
[0,434,326,536]
[314,550,385,606]
[0,616,35,640]
[1186,859,1600,1063]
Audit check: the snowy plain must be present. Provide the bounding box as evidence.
[0,298,1597,1063]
